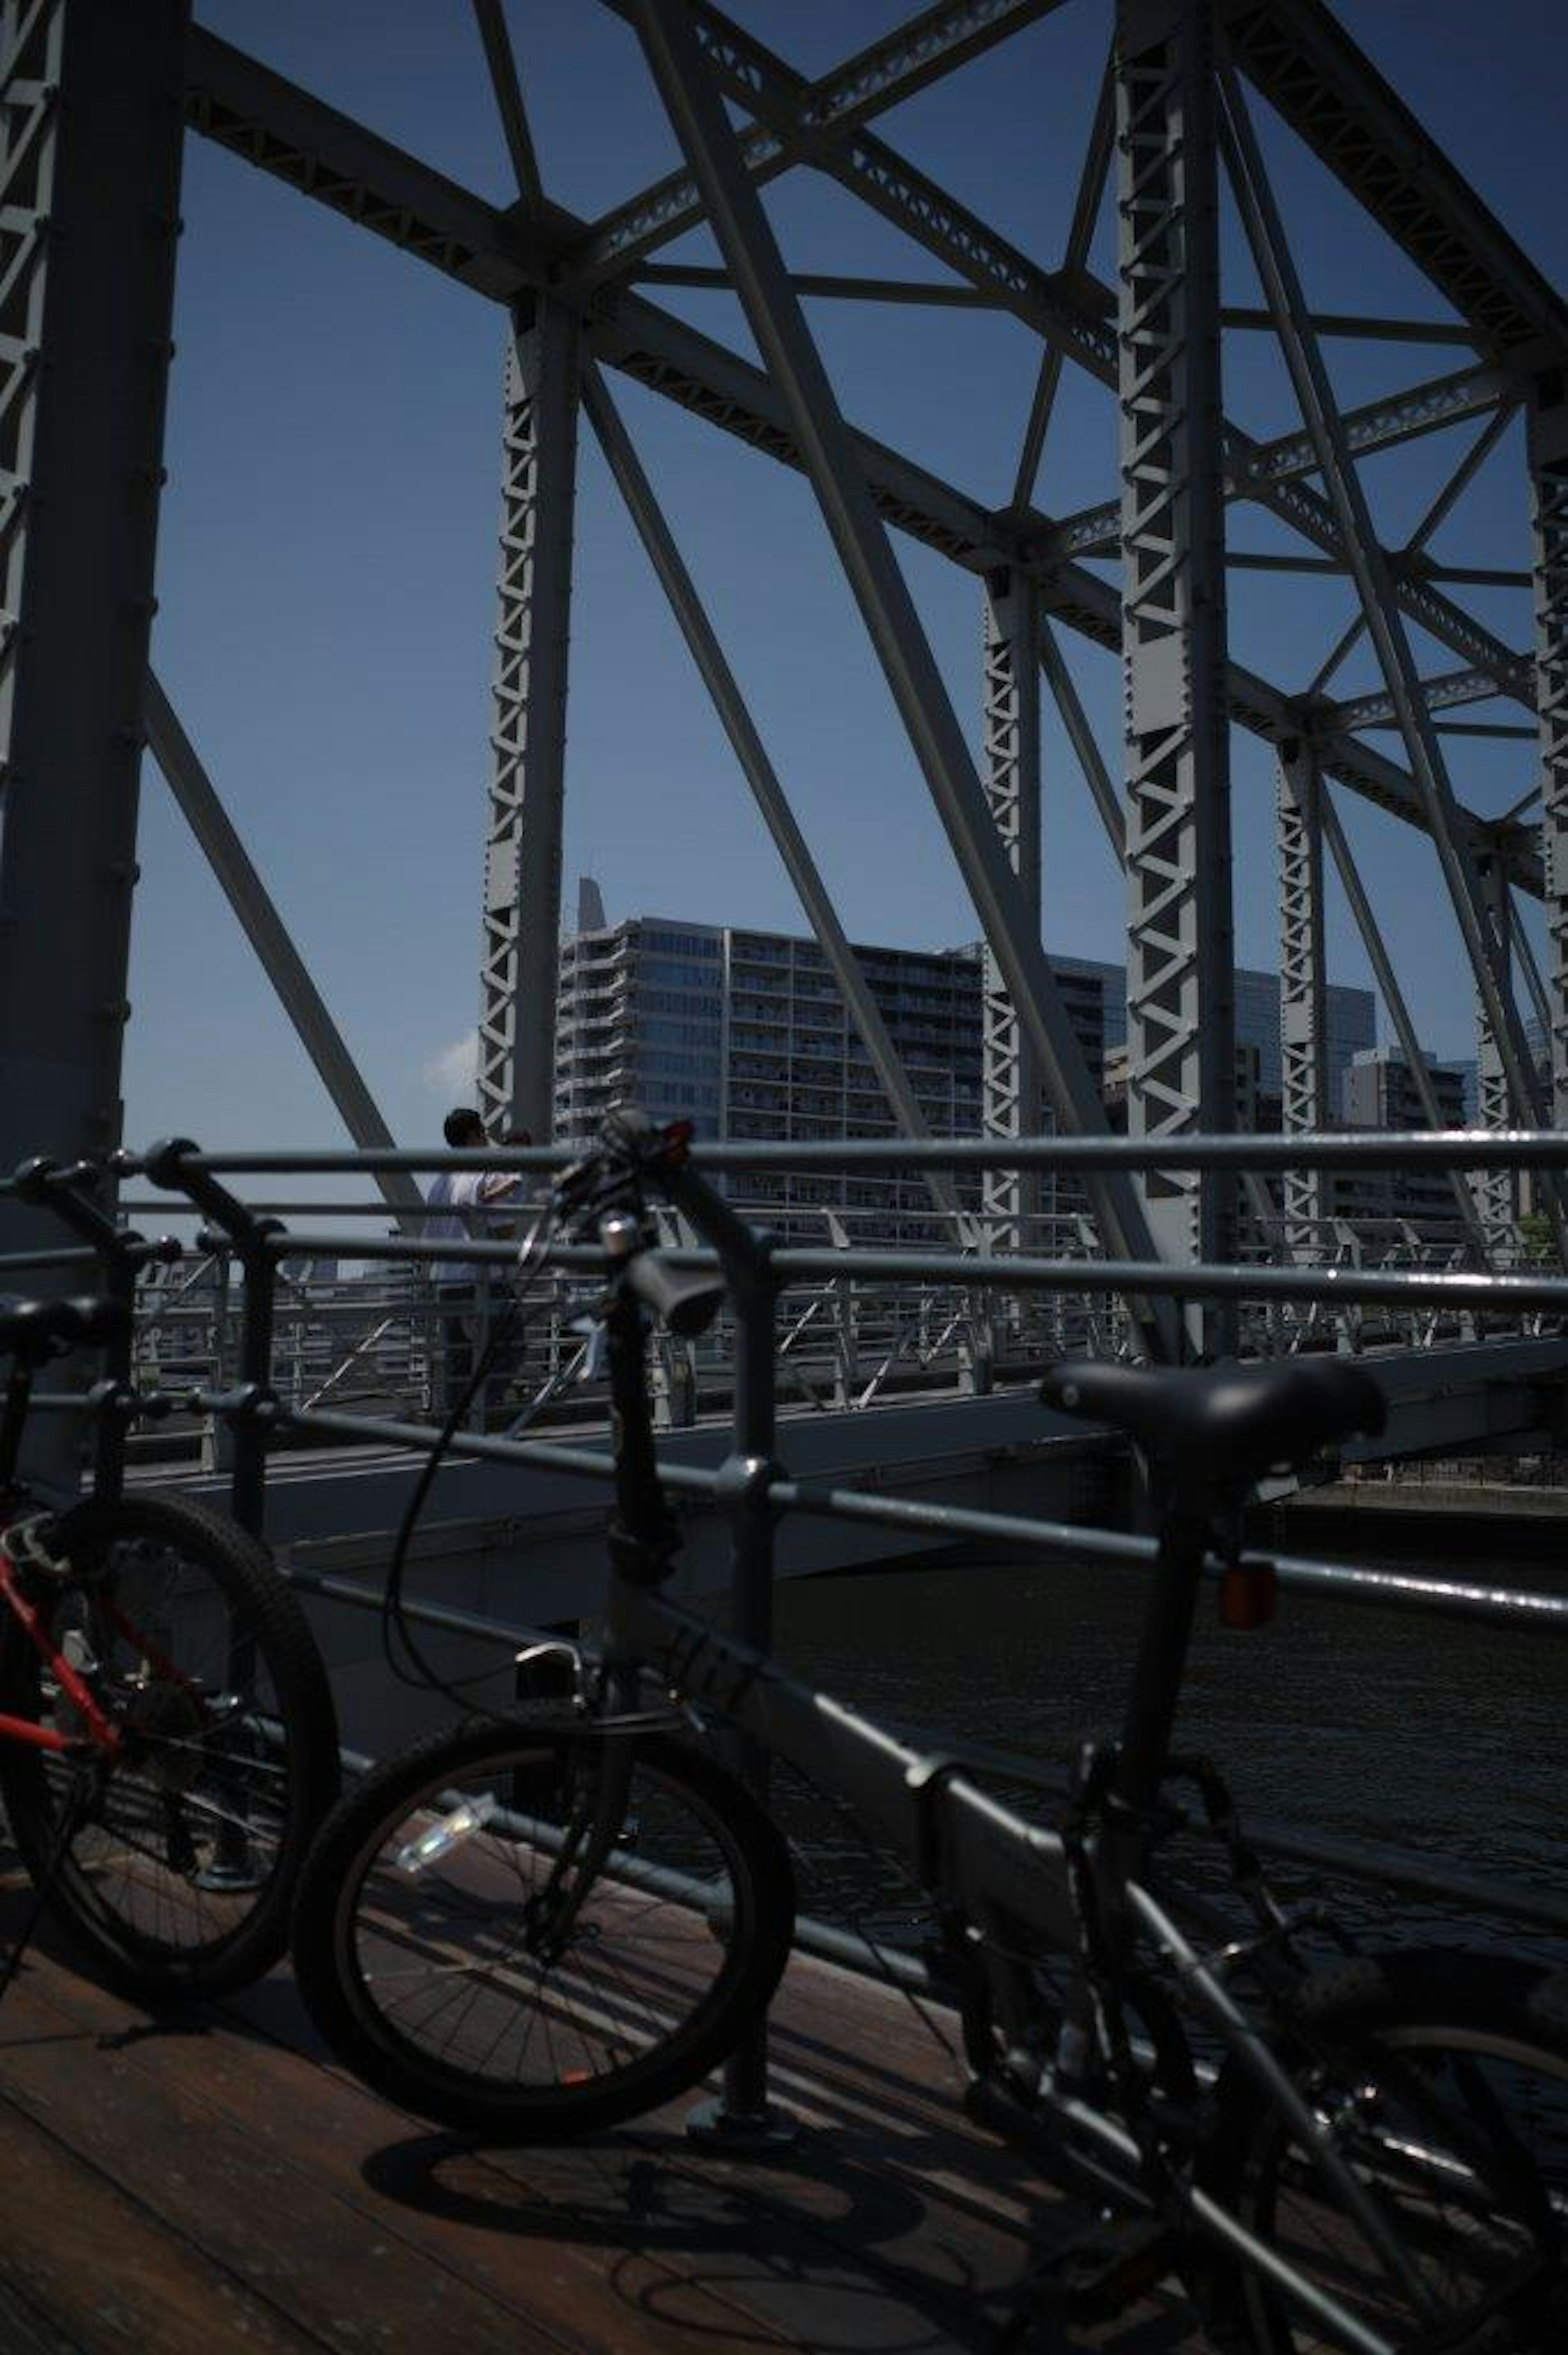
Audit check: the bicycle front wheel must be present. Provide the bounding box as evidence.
[291,1718,795,2140]
[0,1493,341,2000]
[1199,1948,1568,2354]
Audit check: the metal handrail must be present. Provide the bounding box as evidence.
[9,1133,1566,2080]
[280,1558,1568,1943]
[106,1127,1568,1175]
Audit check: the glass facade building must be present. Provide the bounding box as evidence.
[555,907,1378,1229]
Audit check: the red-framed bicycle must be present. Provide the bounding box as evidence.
[0,1293,339,2000]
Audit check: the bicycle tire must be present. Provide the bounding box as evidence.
[0,1493,341,2000]
[291,1716,796,2140]
[1197,1947,1568,2354]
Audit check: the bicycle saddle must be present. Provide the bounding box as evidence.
[0,1294,130,1363]
[1039,1356,1385,1509]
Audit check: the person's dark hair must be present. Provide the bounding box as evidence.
[443,1107,486,1149]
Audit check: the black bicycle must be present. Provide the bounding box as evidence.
[0,1293,341,1998]
[292,1113,1566,2354]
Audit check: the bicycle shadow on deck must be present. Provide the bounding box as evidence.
[360,2119,1198,2354]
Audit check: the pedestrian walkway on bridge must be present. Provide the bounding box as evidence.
[0,1847,1200,2355]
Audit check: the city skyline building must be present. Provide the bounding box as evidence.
[554,895,1384,1234]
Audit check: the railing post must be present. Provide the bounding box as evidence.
[10,1157,178,1503]
[144,1140,283,1538]
[668,1183,793,2148]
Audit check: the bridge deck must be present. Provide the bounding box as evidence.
[0,1859,1198,2355]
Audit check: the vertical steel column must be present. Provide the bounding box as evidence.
[981,566,1043,1255]
[477,296,579,1144]
[0,0,185,1179]
[1528,374,1568,1128]
[1116,0,1236,1351]
[1472,845,1518,1252]
[0,0,186,1491]
[1276,738,1328,1256]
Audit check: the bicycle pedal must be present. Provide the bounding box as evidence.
[1015,2215,1178,2326]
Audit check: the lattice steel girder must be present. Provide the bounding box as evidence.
[0,0,185,1189]
[579,0,1070,281]
[1054,374,1530,707]
[1052,362,1514,555]
[600,0,1120,381]
[1472,850,1518,1248]
[1223,0,1568,364]
[478,297,579,1143]
[629,0,1178,1355]
[178,29,1543,900]
[1276,740,1327,1249]
[1219,58,1553,1177]
[581,361,969,1236]
[184,25,554,296]
[144,675,423,1225]
[600,278,1540,895]
[981,567,1044,1245]
[1528,378,1568,1126]
[1330,669,1524,734]
[1116,0,1237,1314]
[595,0,1528,709]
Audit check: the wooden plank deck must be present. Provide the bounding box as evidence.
[0,1864,1204,2355]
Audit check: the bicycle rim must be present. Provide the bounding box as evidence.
[0,1495,338,1997]
[293,1722,794,2139]
[1203,1952,1568,2354]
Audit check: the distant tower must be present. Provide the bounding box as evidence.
[577,875,607,933]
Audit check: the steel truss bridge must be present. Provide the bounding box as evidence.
[1,0,1567,1512]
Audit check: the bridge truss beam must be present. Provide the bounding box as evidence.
[20,0,1550,1365]
[981,567,1045,1251]
[1116,0,1236,1347]
[1276,740,1328,1254]
[477,298,580,1145]
[0,0,185,1181]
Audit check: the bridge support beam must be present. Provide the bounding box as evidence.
[477,296,579,1144]
[1277,740,1328,1257]
[1116,0,1236,1352]
[981,566,1043,1257]
[1472,849,1520,1252]
[630,0,1178,1360]
[1528,376,1568,1130]
[0,0,186,1179]
[0,0,187,1489]
[1220,54,1561,1260]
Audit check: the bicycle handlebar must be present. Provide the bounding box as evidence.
[624,1252,728,1338]
[557,1108,771,1336]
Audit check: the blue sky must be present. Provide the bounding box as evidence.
[126,0,1567,1175]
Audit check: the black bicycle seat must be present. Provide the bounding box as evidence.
[0,1294,131,1364]
[1039,1356,1385,1508]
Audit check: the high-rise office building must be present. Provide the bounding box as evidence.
[1342,1046,1472,1232]
[556,916,987,1232]
[555,900,1378,1229]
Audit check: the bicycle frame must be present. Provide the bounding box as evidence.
[0,1352,123,1760]
[566,1136,1448,2355]
[0,1536,120,1755]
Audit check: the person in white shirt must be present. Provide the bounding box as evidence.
[426,1107,517,1414]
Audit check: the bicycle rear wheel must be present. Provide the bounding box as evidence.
[1198,1948,1568,2354]
[291,1717,795,2140]
[0,1493,340,2000]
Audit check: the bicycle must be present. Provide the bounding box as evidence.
[0,1291,341,1998]
[291,1111,1567,2354]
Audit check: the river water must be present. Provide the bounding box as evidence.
[765,1536,1568,1968]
